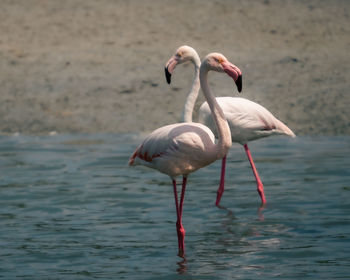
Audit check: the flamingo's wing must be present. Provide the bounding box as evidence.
[128,124,179,166]
[129,123,216,177]
[199,105,266,133]
[199,97,294,143]
[225,111,268,131]
[217,97,273,129]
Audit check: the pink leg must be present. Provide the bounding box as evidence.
[179,176,187,218]
[172,177,187,258]
[172,180,181,250]
[244,144,267,205]
[215,155,227,206]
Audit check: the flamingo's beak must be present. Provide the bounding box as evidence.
[235,75,242,93]
[221,61,243,93]
[164,67,172,84]
[164,56,179,85]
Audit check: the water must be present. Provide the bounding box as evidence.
[0,134,349,279]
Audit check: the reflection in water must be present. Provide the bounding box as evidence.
[218,203,262,240]
[216,203,234,213]
[176,258,187,274]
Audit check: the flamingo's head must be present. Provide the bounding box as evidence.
[164,45,200,84]
[202,53,242,93]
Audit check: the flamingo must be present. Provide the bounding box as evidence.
[129,53,242,257]
[165,45,295,206]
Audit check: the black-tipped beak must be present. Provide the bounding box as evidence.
[235,75,242,93]
[164,67,172,84]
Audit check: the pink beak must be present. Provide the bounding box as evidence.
[222,61,242,92]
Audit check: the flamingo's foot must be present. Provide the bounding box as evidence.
[258,204,266,221]
[257,183,266,205]
[178,248,185,258]
[215,189,224,206]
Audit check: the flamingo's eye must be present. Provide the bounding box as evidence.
[218,57,224,64]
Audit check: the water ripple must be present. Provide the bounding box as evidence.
[0,135,349,279]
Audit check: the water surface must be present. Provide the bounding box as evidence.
[0,134,349,279]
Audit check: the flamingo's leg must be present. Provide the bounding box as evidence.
[215,155,227,206]
[173,178,187,258]
[177,176,187,258]
[244,144,266,205]
[172,179,181,251]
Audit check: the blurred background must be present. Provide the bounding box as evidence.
[0,0,349,135]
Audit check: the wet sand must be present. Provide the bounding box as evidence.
[0,0,349,135]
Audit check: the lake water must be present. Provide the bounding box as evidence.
[0,134,349,279]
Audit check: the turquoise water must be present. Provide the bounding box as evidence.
[0,134,349,279]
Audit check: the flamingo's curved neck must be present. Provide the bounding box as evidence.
[199,65,231,158]
[182,55,201,123]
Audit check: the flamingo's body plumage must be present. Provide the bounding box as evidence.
[129,122,217,178]
[199,97,295,145]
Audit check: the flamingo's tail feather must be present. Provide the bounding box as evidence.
[276,120,296,137]
[128,148,138,166]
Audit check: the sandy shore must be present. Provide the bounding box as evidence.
[0,0,349,135]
